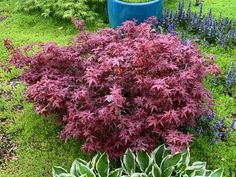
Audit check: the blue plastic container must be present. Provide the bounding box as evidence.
[108,0,164,28]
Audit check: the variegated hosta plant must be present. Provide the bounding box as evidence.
[52,145,223,177]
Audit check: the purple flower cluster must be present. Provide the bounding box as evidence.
[226,62,236,90]
[195,111,229,143]
[152,1,236,48]
[212,61,236,96]
[211,117,227,143]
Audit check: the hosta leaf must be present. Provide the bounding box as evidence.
[162,149,170,160]
[194,168,206,176]
[185,168,197,176]
[145,163,153,174]
[140,174,148,177]
[188,170,196,177]
[161,167,174,177]
[53,166,68,177]
[78,158,89,165]
[136,150,150,172]
[122,149,136,175]
[109,168,123,177]
[90,154,99,169]
[176,163,187,173]
[211,169,224,177]
[77,162,96,177]
[70,160,79,176]
[178,171,186,177]
[188,162,206,170]
[161,153,182,171]
[180,150,190,167]
[96,153,110,177]
[131,173,148,177]
[59,174,76,177]
[152,164,161,177]
[205,170,213,176]
[151,145,167,166]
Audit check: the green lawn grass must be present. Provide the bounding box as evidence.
[0,0,236,176]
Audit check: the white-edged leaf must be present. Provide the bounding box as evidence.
[59,174,76,177]
[145,163,153,174]
[151,145,166,166]
[131,173,148,177]
[91,154,99,169]
[96,153,110,177]
[152,164,161,177]
[211,169,224,177]
[189,170,196,177]
[188,162,206,170]
[76,158,89,166]
[109,168,123,177]
[195,168,206,176]
[176,163,187,173]
[162,167,174,177]
[185,148,190,166]
[160,153,182,171]
[70,160,79,176]
[53,166,68,177]
[205,170,213,176]
[122,149,136,175]
[136,150,150,172]
[77,162,96,177]
[180,150,190,167]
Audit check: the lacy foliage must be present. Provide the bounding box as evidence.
[5,20,219,158]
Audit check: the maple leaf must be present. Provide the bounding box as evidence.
[7,18,216,158]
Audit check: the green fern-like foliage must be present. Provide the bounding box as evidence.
[52,144,224,177]
[16,0,106,22]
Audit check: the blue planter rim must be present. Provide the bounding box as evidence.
[114,0,162,6]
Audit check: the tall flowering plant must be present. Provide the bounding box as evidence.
[5,19,219,158]
[153,1,236,48]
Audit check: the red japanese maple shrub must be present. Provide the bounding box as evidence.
[5,20,219,158]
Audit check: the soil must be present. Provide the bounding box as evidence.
[0,129,17,168]
[0,16,6,22]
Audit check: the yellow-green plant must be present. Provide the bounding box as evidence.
[16,0,106,22]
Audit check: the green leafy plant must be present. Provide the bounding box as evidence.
[52,144,223,177]
[16,0,106,23]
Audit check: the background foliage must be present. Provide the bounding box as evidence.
[16,0,107,24]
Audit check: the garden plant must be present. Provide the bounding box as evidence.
[0,0,236,176]
[53,144,223,177]
[5,19,220,158]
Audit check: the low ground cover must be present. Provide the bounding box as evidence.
[0,0,235,176]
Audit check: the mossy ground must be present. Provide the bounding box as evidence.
[0,0,235,176]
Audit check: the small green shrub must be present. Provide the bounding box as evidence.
[16,0,106,23]
[52,144,223,177]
